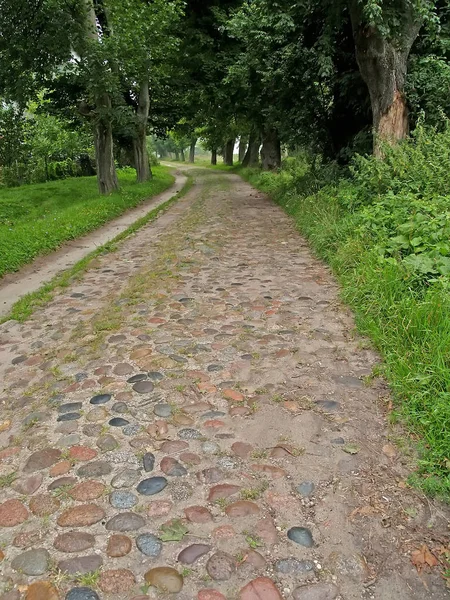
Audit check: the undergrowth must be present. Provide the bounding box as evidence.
[241,125,450,500]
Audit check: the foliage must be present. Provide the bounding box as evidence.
[241,125,450,500]
[0,166,173,277]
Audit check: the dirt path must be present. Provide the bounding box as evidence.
[0,171,187,319]
[0,168,448,600]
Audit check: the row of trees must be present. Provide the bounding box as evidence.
[2,1,450,193]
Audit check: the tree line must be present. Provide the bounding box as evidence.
[1,0,449,193]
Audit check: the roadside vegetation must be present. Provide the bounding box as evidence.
[0,166,173,277]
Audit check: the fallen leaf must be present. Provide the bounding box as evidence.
[0,420,11,433]
[411,544,439,572]
[382,443,396,459]
[343,443,360,455]
[349,505,379,520]
[159,519,189,542]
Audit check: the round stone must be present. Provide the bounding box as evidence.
[25,581,59,600]
[178,428,202,440]
[314,400,340,412]
[111,468,140,488]
[106,512,145,531]
[202,441,221,455]
[292,584,339,600]
[109,417,130,427]
[133,381,154,393]
[275,558,315,574]
[143,452,155,472]
[48,476,76,491]
[208,484,241,502]
[198,591,227,600]
[90,394,111,405]
[178,543,211,565]
[107,534,132,557]
[57,504,105,527]
[29,494,60,516]
[145,567,184,593]
[225,501,260,517]
[123,424,140,436]
[206,552,236,581]
[0,499,29,526]
[154,403,172,418]
[185,506,213,523]
[11,548,49,575]
[57,434,81,447]
[86,408,108,422]
[23,448,62,473]
[57,412,81,422]
[110,490,138,509]
[97,435,118,452]
[136,533,163,557]
[58,555,103,575]
[65,588,100,600]
[297,481,315,497]
[54,532,95,553]
[160,457,187,477]
[112,402,128,413]
[287,527,314,547]
[239,577,283,600]
[69,446,97,461]
[11,474,43,495]
[59,402,83,413]
[77,461,112,478]
[148,372,164,382]
[137,476,168,496]
[99,569,136,594]
[70,480,106,501]
[127,374,148,383]
[160,441,189,453]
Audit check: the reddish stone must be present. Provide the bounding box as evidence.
[107,534,132,557]
[69,446,98,461]
[148,317,165,324]
[13,529,44,548]
[183,402,211,414]
[49,461,72,477]
[25,581,59,600]
[244,551,266,569]
[70,480,105,501]
[223,389,244,402]
[255,518,278,545]
[239,577,282,599]
[160,441,189,454]
[283,401,299,413]
[225,501,260,517]
[0,499,29,527]
[147,500,173,517]
[24,356,42,366]
[186,370,209,381]
[29,494,60,516]
[81,379,96,389]
[99,569,136,593]
[265,491,297,511]
[251,464,286,479]
[275,349,290,358]
[180,452,201,465]
[23,448,61,473]
[198,382,217,393]
[231,442,253,459]
[57,503,105,527]
[11,474,43,495]
[63,382,80,393]
[184,506,213,523]
[0,446,21,461]
[54,531,95,553]
[212,525,235,539]
[208,484,241,502]
[198,591,227,600]
[94,366,111,375]
[204,420,225,429]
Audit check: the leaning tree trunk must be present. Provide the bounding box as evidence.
[94,93,119,195]
[211,148,217,165]
[261,128,281,171]
[133,80,152,183]
[238,137,247,162]
[348,0,422,156]
[189,139,196,163]
[242,133,261,167]
[224,139,235,166]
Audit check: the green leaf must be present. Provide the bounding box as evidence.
[159,519,189,542]
[343,443,360,455]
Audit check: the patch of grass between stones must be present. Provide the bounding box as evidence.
[2,174,194,324]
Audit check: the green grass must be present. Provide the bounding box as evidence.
[240,134,450,501]
[0,166,174,277]
[2,173,193,323]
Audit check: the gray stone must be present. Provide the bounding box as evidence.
[110,490,138,509]
[206,552,236,581]
[11,474,43,495]
[297,482,315,497]
[136,533,163,557]
[65,589,100,600]
[106,512,145,532]
[109,417,130,427]
[201,441,221,455]
[178,544,211,565]
[11,548,49,575]
[292,583,340,600]
[77,461,112,478]
[123,424,140,436]
[148,372,164,382]
[133,381,154,394]
[287,527,314,548]
[178,428,202,440]
[127,374,147,383]
[315,400,340,413]
[58,555,103,574]
[58,402,83,413]
[57,434,81,447]
[154,403,172,418]
[57,412,81,422]
[111,468,140,489]
[112,402,128,413]
[137,476,167,496]
[275,558,315,575]
[96,435,118,452]
[90,394,111,405]
[143,452,155,472]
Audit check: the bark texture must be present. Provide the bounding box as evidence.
[348,0,422,154]
[180,149,185,162]
[94,93,119,195]
[242,133,261,167]
[261,128,281,170]
[224,139,235,166]
[189,139,196,163]
[133,80,152,183]
[238,137,247,162]
[211,148,217,165]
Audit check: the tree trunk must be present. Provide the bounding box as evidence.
[238,137,247,162]
[348,0,422,155]
[133,80,152,183]
[175,150,180,161]
[211,148,217,165]
[189,139,196,163]
[242,133,261,167]
[224,139,235,166]
[261,128,281,170]
[94,93,119,195]
[180,149,185,162]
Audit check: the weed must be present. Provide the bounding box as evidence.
[75,570,101,587]
[0,472,17,487]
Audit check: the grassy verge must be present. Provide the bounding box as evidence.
[3,174,193,324]
[239,130,450,500]
[0,166,174,277]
